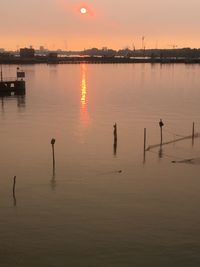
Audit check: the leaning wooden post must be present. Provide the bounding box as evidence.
[51,138,56,169]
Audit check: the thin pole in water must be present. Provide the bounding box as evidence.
[143,128,147,164]
[51,138,56,169]
[113,123,117,142]
[144,128,146,152]
[13,176,16,206]
[113,123,118,156]
[159,119,164,146]
[192,122,195,146]
[13,176,16,195]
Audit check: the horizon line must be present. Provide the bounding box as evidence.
[1,46,200,53]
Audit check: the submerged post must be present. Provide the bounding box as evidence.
[159,119,164,145]
[51,138,56,169]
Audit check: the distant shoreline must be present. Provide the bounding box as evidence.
[0,57,200,65]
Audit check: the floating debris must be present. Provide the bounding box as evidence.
[172,158,200,165]
[146,133,200,151]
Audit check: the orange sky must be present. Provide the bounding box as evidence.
[1,0,200,50]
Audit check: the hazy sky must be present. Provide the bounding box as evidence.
[1,0,200,50]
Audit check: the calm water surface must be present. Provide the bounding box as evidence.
[1,63,200,266]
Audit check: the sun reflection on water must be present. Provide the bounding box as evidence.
[81,65,87,106]
[80,64,90,125]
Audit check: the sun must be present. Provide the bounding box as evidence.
[80,7,87,14]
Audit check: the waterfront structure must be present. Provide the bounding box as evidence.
[20,48,35,58]
[0,67,25,95]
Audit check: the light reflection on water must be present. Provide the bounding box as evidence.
[80,64,90,126]
[81,64,87,107]
[1,64,200,266]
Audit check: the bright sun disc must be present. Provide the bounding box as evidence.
[80,7,87,14]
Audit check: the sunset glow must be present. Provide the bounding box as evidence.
[1,0,200,50]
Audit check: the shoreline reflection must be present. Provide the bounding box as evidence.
[0,95,26,113]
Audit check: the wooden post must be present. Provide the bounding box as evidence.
[143,128,147,164]
[113,123,117,142]
[13,176,16,206]
[50,139,56,190]
[192,122,195,138]
[13,176,16,195]
[192,122,195,146]
[113,142,117,156]
[144,128,146,152]
[113,123,117,156]
[51,138,56,169]
[159,119,164,146]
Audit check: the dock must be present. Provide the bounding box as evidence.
[0,67,25,96]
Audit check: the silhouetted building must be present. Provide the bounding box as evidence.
[0,52,12,59]
[20,48,35,58]
[48,52,58,59]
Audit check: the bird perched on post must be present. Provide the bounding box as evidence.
[51,138,56,145]
[159,119,164,128]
